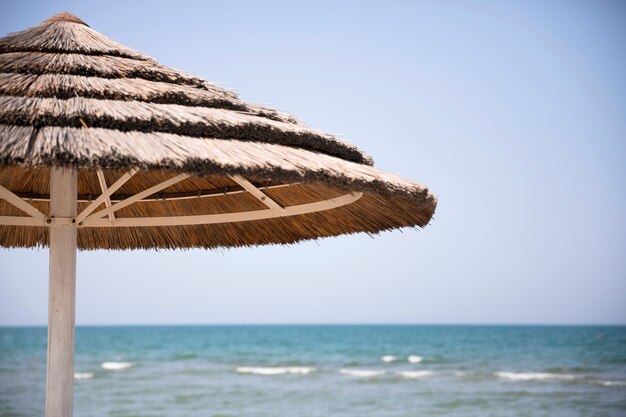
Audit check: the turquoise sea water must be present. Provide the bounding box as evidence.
[0,325,625,417]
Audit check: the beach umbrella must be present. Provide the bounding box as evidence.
[0,12,437,416]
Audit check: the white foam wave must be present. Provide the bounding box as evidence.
[381,355,399,363]
[236,366,316,375]
[399,370,433,379]
[74,372,94,380]
[408,355,423,364]
[340,369,385,378]
[101,362,133,371]
[592,379,626,387]
[495,372,575,381]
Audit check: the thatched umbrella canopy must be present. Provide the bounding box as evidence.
[0,12,436,416]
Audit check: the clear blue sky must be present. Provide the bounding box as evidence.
[1,0,625,325]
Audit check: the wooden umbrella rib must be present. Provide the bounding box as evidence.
[80,192,363,227]
[230,175,283,210]
[75,168,138,223]
[0,183,47,220]
[0,191,364,228]
[96,169,115,223]
[84,173,190,221]
[0,215,42,226]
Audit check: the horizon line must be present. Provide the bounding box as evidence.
[1,322,625,328]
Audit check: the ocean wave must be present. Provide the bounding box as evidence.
[399,370,433,379]
[381,355,400,363]
[496,372,626,387]
[495,372,576,381]
[236,366,316,375]
[74,372,94,380]
[340,369,385,378]
[408,355,423,364]
[101,362,133,371]
[591,379,626,387]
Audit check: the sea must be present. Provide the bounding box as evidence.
[0,325,625,417]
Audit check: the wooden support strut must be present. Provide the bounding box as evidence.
[96,169,115,223]
[80,191,363,227]
[230,175,283,210]
[0,183,47,221]
[0,172,363,228]
[83,173,190,222]
[75,168,137,224]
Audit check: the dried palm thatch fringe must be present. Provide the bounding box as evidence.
[0,13,437,250]
[0,124,429,201]
[0,96,370,164]
[0,72,314,126]
[0,17,149,60]
[0,52,212,89]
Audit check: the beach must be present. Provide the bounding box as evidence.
[1,325,624,416]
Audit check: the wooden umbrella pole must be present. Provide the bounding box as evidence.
[46,167,77,417]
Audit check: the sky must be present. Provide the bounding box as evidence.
[0,0,625,325]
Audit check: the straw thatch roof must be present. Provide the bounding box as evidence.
[0,13,437,249]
